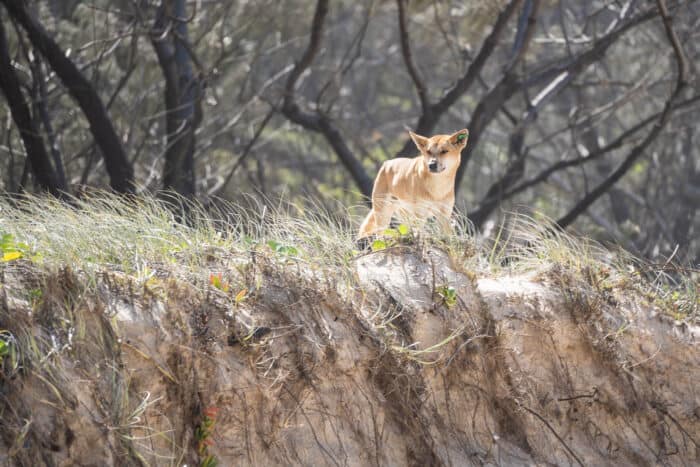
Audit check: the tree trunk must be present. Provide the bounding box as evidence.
[29,53,67,189]
[1,0,134,193]
[151,0,201,199]
[0,16,62,195]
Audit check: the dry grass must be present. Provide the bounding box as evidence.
[0,192,696,321]
[0,192,359,286]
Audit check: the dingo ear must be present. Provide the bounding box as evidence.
[409,131,429,152]
[450,129,469,147]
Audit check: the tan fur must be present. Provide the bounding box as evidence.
[358,129,469,239]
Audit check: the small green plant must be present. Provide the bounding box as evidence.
[28,288,43,308]
[0,331,18,377]
[195,406,219,467]
[370,224,412,252]
[0,232,29,262]
[396,224,410,237]
[371,239,388,251]
[267,239,299,257]
[234,288,248,304]
[437,285,458,308]
[0,338,10,358]
[209,273,230,293]
[657,287,699,321]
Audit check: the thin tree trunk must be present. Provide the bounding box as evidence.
[29,53,67,189]
[1,0,134,193]
[151,0,201,199]
[0,16,62,195]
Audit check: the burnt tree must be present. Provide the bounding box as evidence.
[151,0,202,199]
[0,15,62,195]
[1,0,134,193]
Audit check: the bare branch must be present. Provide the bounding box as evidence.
[506,0,538,69]
[283,0,329,108]
[508,95,700,201]
[215,106,276,197]
[656,0,690,88]
[521,7,656,90]
[13,16,67,190]
[464,3,688,226]
[150,0,203,199]
[454,0,540,191]
[437,0,520,111]
[556,0,691,229]
[469,69,576,225]
[398,0,521,155]
[397,0,430,114]
[316,0,374,112]
[0,16,62,195]
[279,0,373,197]
[1,0,134,193]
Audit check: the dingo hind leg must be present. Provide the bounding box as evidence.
[358,210,378,239]
[358,164,394,239]
[358,196,393,239]
[433,202,455,236]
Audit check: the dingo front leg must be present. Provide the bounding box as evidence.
[436,204,455,236]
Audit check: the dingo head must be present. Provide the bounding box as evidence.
[409,129,469,174]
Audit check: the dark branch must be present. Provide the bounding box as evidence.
[283,0,329,108]
[656,0,690,88]
[150,0,203,199]
[1,0,134,193]
[469,70,576,226]
[460,4,666,225]
[435,0,521,116]
[469,133,528,227]
[216,106,276,197]
[556,0,690,229]
[397,0,430,114]
[280,0,373,198]
[13,19,68,191]
[315,2,372,110]
[455,0,540,192]
[521,7,657,90]
[500,94,700,203]
[506,0,537,69]
[0,16,62,195]
[398,0,521,155]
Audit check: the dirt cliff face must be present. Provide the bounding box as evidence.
[1,246,698,466]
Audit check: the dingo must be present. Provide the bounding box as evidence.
[358,128,469,239]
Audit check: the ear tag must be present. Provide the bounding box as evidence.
[457,133,466,142]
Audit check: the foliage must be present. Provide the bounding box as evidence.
[0,232,29,262]
[235,288,248,304]
[209,273,230,293]
[0,192,696,330]
[195,406,219,467]
[436,285,458,309]
[266,240,299,257]
[0,333,11,358]
[371,224,413,251]
[0,331,18,377]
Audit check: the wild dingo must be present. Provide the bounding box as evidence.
[358,128,468,239]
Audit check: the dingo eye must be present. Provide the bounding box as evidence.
[440,149,448,154]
